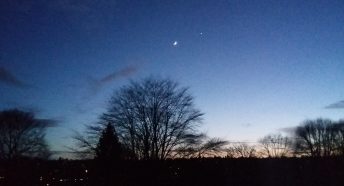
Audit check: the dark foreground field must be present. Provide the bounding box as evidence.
[1,157,344,186]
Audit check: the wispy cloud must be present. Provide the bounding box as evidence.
[278,127,296,135]
[0,67,30,88]
[241,123,252,128]
[325,100,344,109]
[37,118,60,127]
[73,65,139,114]
[100,66,137,83]
[2,100,42,114]
[87,65,138,95]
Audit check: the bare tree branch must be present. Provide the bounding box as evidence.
[0,109,52,160]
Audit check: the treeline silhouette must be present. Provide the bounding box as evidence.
[1,77,344,185]
[1,157,344,185]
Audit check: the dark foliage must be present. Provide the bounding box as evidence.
[95,123,122,161]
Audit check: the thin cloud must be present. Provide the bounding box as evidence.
[37,118,60,127]
[0,67,30,88]
[278,127,296,135]
[325,100,344,109]
[241,123,252,128]
[100,66,137,84]
[2,101,42,115]
[74,65,139,114]
[88,65,138,95]
[18,105,43,115]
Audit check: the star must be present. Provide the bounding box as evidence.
[172,41,178,46]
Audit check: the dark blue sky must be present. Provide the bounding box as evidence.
[1,0,344,154]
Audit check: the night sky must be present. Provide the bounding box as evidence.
[1,0,344,155]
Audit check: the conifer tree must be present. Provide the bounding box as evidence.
[95,123,121,160]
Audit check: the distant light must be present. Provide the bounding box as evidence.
[59,179,63,182]
[85,169,88,173]
[173,41,178,46]
[200,32,203,35]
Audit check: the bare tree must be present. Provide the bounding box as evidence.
[0,109,52,160]
[258,133,293,158]
[72,131,99,159]
[78,77,204,160]
[226,143,256,158]
[174,133,228,158]
[333,121,344,156]
[294,118,336,157]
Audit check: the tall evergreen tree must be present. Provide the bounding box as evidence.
[95,123,121,160]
